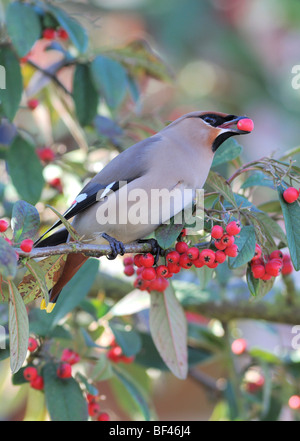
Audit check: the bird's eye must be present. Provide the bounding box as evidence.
[202,115,217,126]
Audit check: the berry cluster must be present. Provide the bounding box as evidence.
[0,217,34,255]
[123,222,241,293]
[283,187,299,204]
[86,392,110,421]
[250,246,293,280]
[106,340,135,364]
[42,27,69,40]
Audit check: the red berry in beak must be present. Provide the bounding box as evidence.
[237,118,254,132]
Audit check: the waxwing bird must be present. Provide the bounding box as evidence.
[34,111,253,312]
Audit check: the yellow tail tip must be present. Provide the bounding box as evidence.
[40,299,56,313]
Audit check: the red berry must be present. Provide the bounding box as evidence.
[149,276,169,292]
[220,234,235,248]
[252,244,262,260]
[119,354,135,364]
[57,362,72,379]
[265,259,282,277]
[124,265,135,276]
[30,375,44,391]
[211,225,223,239]
[179,253,193,269]
[261,273,272,281]
[20,239,34,253]
[141,267,156,281]
[282,261,293,276]
[123,256,134,266]
[193,258,205,268]
[28,337,38,352]
[207,261,218,269]
[215,250,226,264]
[133,277,150,291]
[49,177,63,193]
[88,402,101,417]
[199,249,215,265]
[167,262,181,274]
[23,366,38,382]
[175,241,189,254]
[0,219,8,233]
[133,254,143,268]
[251,264,265,279]
[57,28,69,40]
[237,118,254,132]
[86,393,98,403]
[27,99,39,110]
[224,244,238,257]
[42,28,57,39]
[61,348,80,365]
[37,147,55,162]
[214,239,227,251]
[181,228,187,237]
[187,247,199,261]
[139,253,155,268]
[288,395,300,410]
[231,338,247,355]
[245,374,264,394]
[107,346,122,362]
[283,187,299,204]
[156,265,169,278]
[226,221,241,236]
[166,250,180,264]
[97,412,110,421]
[269,250,283,260]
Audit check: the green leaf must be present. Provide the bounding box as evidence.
[0,237,18,279]
[91,55,128,109]
[6,136,44,204]
[278,185,300,270]
[246,265,275,298]
[206,171,237,208]
[8,280,29,373]
[6,2,41,57]
[25,259,49,307]
[112,365,151,421]
[149,284,188,379]
[228,225,256,269]
[11,200,40,245]
[91,353,113,382]
[43,362,88,421]
[19,255,66,305]
[47,5,88,53]
[109,289,150,317]
[0,47,23,121]
[241,171,274,189]
[73,63,99,126]
[212,138,242,167]
[155,219,183,249]
[110,322,142,357]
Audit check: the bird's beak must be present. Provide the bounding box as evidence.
[217,116,253,134]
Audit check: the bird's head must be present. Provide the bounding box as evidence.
[166,111,254,153]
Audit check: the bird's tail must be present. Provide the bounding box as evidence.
[40,253,89,313]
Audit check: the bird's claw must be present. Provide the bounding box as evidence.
[102,233,126,260]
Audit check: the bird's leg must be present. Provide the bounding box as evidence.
[138,238,163,265]
[102,233,126,260]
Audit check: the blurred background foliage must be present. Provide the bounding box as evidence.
[1,0,300,422]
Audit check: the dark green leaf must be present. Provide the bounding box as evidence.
[73,64,98,126]
[246,265,275,298]
[0,237,18,279]
[150,284,188,379]
[228,225,256,269]
[241,171,274,189]
[206,171,237,208]
[278,185,300,270]
[155,220,183,249]
[6,2,41,57]
[212,138,242,167]
[6,136,44,204]
[91,55,128,109]
[11,200,40,244]
[8,280,29,373]
[47,5,88,53]
[0,47,23,120]
[110,322,142,357]
[43,362,88,421]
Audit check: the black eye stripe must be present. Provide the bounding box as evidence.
[200,113,237,127]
